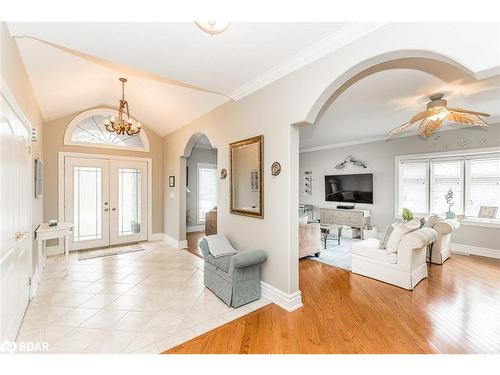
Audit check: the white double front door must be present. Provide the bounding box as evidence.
[64,156,148,250]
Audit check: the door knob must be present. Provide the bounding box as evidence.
[104,208,109,212]
[15,231,26,240]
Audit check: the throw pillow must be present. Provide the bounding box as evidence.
[378,224,394,249]
[386,221,420,254]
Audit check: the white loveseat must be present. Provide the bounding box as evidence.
[351,228,437,290]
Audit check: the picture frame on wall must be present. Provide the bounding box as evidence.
[169,176,175,187]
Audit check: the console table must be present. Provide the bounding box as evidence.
[319,208,370,239]
[35,222,73,271]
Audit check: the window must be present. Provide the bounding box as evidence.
[197,163,217,223]
[397,152,500,222]
[465,157,500,219]
[398,160,428,214]
[64,108,150,152]
[430,159,463,214]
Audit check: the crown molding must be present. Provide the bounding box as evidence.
[228,23,386,101]
[299,117,500,153]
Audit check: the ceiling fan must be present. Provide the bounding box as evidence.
[387,93,490,138]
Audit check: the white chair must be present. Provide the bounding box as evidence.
[427,219,459,264]
[351,228,437,290]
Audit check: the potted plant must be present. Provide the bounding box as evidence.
[445,189,456,219]
[130,220,141,233]
[402,207,414,222]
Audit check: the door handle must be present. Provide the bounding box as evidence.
[15,231,27,240]
[104,208,109,212]
[111,207,116,211]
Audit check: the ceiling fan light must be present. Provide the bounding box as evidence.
[194,21,231,35]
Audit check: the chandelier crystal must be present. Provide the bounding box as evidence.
[104,78,142,136]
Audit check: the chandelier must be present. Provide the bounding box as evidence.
[104,78,142,136]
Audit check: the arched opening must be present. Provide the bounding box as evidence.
[64,108,150,152]
[179,132,218,257]
[293,50,495,284]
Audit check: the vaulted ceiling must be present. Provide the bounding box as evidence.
[7,22,354,136]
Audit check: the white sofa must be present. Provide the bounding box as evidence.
[351,228,437,290]
[426,219,460,264]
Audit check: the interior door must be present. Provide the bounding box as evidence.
[0,95,32,343]
[109,160,148,245]
[65,157,110,250]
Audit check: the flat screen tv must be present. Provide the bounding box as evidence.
[324,173,373,204]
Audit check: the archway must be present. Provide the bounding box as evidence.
[292,50,482,286]
[179,132,218,256]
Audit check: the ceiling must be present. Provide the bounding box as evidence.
[7,22,356,136]
[300,68,500,151]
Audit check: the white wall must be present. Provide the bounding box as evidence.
[299,123,500,252]
[186,147,217,229]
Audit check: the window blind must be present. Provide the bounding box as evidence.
[465,156,500,219]
[399,160,428,214]
[430,159,464,215]
[198,165,217,223]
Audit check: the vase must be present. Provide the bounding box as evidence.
[445,210,456,219]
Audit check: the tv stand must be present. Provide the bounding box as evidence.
[319,207,370,239]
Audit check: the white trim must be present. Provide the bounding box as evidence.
[459,219,500,229]
[299,118,500,154]
[187,225,205,233]
[58,152,153,251]
[63,108,150,152]
[451,243,500,260]
[260,281,303,312]
[162,234,188,249]
[228,23,385,101]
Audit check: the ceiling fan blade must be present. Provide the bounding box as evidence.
[447,107,490,117]
[409,109,442,124]
[446,111,489,126]
[387,121,413,137]
[418,118,443,138]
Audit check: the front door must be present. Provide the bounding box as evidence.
[64,156,148,250]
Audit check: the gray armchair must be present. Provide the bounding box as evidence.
[199,237,267,308]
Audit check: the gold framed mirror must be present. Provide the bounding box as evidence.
[230,135,264,218]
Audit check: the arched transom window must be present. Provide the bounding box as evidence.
[64,109,150,152]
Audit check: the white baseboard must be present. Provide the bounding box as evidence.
[162,234,188,249]
[450,243,500,260]
[149,233,163,241]
[260,281,303,312]
[187,225,204,233]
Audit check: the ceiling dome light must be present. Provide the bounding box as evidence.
[194,21,231,36]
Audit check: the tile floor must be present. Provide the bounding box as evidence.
[16,241,270,354]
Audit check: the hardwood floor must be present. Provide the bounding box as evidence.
[164,254,500,354]
[185,231,205,258]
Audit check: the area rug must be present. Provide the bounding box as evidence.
[306,237,359,271]
[78,243,146,260]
